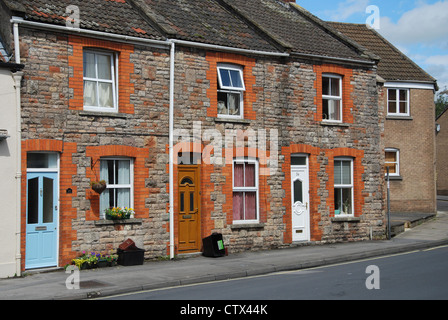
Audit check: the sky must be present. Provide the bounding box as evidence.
[295,0,448,92]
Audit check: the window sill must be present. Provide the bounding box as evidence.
[215,117,251,125]
[230,223,265,229]
[386,175,403,181]
[320,121,350,128]
[331,216,361,222]
[79,111,129,119]
[386,115,413,121]
[94,218,142,226]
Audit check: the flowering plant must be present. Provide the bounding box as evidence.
[105,207,134,220]
[69,251,118,269]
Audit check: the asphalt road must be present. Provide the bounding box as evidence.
[103,245,448,301]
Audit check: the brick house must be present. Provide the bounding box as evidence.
[329,22,438,214]
[1,0,386,273]
[436,106,448,195]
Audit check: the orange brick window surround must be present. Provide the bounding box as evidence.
[85,145,149,221]
[68,35,135,114]
[206,52,256,120]
[313,64,354,123]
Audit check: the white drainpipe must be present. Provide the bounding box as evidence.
[169,41,175,260]
[12,19,23,276]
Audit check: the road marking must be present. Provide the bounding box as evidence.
[423,245,448,252]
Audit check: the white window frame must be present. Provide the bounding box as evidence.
[232,158,259,224]
[387,88,410,116]
[322,74,343,123]
[334,158,354,216]
[99,157,134,218]
[217,63,245,119]
[385,148,400,177]
[83,49,119,113]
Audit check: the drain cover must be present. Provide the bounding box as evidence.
[79,280,110,289]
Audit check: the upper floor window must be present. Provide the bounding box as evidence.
[322,74,342,122]
[387,88,409,116]
[83,50,118,113]
[217,64,245,119]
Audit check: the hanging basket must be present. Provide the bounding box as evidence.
[90,180,107,194]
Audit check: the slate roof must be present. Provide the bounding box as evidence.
[140,0,281,52]
[2,0,382,63]
[4,0,164,40]
[328,22,437,84]
[220,0,373,62]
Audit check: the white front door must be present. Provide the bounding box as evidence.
[291,156,310,242]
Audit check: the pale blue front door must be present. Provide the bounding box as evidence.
[26,172,58,269]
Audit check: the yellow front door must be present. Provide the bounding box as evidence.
[178,166,201,253]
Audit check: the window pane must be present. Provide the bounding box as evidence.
[180,192,184,212]
[388,89,397,101]
[229,69,243,88]
[233,192,244,220]
[98,82,114,108]
[42,177,54,223]
[84,80,97,107]
[181,177,193,185]
[116,188,130,208]
[217,92,229,115]
[219,69,231,87]
[97,54,112,80]
[291,157,306,166]
[245,163,255,187]
[385,151,396,163]
[331,77,340,96]
[332,100,341,121]
[245,192,257,220]
[27,177,39,224]
[342,161,351,185]
[342,188,352,215]
[335,188,342,215]
[388,101,397,113]
[117,160,130,184]
[234,163,244,187]
[399,90,407,102]
[190,192,194,212]
[27,153,58,169]
[386,162,396,174]
[227,92,240,116]
[399,102,407,114]
[83,52,96,78]
[294,179,303,203]
[322,77,330,96]
[323,99,329,120]
[334,161,342,185]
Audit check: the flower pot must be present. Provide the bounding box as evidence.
[91,181,107,194]
[97,260,108,268]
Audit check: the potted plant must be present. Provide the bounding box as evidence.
[105,207,134,220]
[90,180,107,194]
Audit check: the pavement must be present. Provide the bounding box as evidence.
[1,198,448,300]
